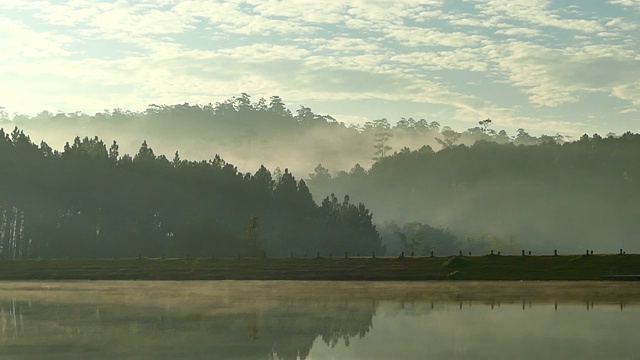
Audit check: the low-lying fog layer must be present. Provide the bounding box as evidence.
[3,100,639,254]
[0,281,637,360]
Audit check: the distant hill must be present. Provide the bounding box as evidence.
[3,94,561,176]
[307,134,640,254]
[2,95,630,254]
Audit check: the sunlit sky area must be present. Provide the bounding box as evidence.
[1,0,639,135]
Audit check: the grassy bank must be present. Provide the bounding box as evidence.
[0,254,638,281]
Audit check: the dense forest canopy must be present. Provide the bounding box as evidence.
[0,127,383,259]
[309,134,640,254]
[1,94,566,176]
[1,95,637,255]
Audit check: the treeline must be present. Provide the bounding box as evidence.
[4,96,633,254]
[308,133,640,254]
[0,128,383,259]
[2,94,567,175]
[378,222,492,256]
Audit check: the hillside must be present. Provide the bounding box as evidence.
[308,134,640,254]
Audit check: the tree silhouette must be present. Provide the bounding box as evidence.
[0,128,383,259]
[435,127,462,149]
[372,118,393,161]
[478,118,492,133]
[244,216,261,257]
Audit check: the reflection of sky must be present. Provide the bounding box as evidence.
[310,303,640,360]
[0,281,638,359]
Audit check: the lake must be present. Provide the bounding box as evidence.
[0,281,637,359]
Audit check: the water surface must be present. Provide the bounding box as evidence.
[0,281,636,359]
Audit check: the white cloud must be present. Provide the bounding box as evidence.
[612,82,640,105]
[495,27,542,37]
[247,0,348,24]
[155,1,317,37]
[90,6,194,37]
[0,16,74,59]
[605,18,639,31]
[218,43,310,62]
[610,0,640,9]
[384,25,489,48]
[493,41,640,107]
[597,32,620,38]
[474,0,605,33]
[345,0,444,25]
[0,0,638,136]
[31,1,99,26]
[304,37,382,53]
[444,13,510,29]
[391,48,489,72]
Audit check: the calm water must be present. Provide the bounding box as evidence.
[0,281,636,359]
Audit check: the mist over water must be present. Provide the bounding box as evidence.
[0,281,636,360]
[311,303,638,360]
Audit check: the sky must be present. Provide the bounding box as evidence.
[0,0,639,136]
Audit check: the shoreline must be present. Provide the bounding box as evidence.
[0,254,637,281]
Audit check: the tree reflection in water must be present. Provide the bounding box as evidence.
[0,281,637,359]
[0,298,376,359]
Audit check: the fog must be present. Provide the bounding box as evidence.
[308,136,640,254]
[0,281,637,359]
[3,99,496,176]
[2,98,635,255]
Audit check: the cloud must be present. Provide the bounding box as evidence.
[391,48,489,72]
[494,27,542,37]
[493,42,640,107]
[89,4,195,39]
[345,0,444,25]
[384,25,489,48]
[612,82,640,105]
[0,0,639,136]
[0,16,75,59]
[246,0,348,24]
[610,0,640,10]
[474,0,605,33]
[597,32,620,38]
[218,44,310,62]
[31,1,100,26]
[605,18,639,31]
[303,37,383,53]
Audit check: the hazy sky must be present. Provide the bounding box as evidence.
[1,0,639,135]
